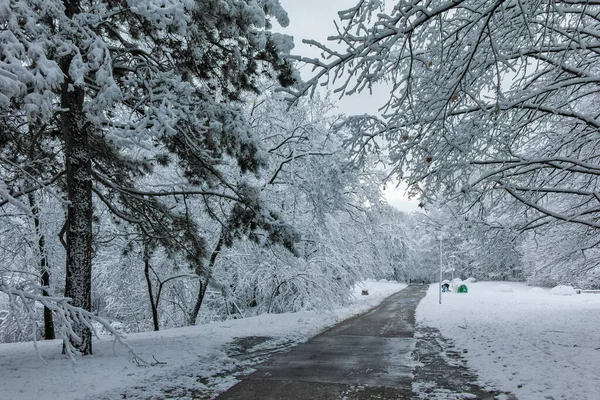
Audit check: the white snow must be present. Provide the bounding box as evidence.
[0,280,406,400]
[528,287,546,294]
[417,281,600,400]
[549,285,577,296]
[6,280,599,400]
[495,283,513,292]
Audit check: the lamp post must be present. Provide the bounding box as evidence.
[439,234,443,304]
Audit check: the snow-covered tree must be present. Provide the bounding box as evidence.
[409,204,524,282]
[523,223,600,289]
[285,0,600,280]
[1,0,296,354]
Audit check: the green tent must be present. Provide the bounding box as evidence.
[457,284,468,293]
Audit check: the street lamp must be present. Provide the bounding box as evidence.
[439,234,443,305]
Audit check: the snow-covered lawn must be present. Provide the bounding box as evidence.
[417,281,600,400]
[1,280,406,400]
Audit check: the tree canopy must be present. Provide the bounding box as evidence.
[285,0,600,281]
[288,0,600,228]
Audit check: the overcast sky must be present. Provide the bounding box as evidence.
[276,1,421,213]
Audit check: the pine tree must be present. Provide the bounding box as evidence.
[1,0,296,354]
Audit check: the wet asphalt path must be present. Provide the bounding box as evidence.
[217,284,428,400]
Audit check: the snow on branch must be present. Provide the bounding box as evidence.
[0,171,66,209]
[0,180,31,215]
[0,280,150,366]
[281,0,600,234]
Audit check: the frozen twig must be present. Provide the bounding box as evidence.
[0,280,149,366]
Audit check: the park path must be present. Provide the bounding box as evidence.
[217,284,427,399]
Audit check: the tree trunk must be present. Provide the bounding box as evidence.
[189,233,224,325]
[143,241,160,331]
[28,193,55,340]
[189,279,206,326]
[61,0,93,356]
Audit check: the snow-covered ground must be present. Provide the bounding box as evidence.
[0,280,406,400]
[417,281,600,400]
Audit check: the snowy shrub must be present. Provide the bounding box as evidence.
[571,274,600,291]
[549,285,577,296]
[525,273,560,290]
[495,284,513,293]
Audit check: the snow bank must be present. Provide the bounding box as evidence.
[528,287,546,294]
[495,284,513,292]
[465,277,477,283]
[417,281,600,400]
[549,285,577,296]
[0,280,407,400]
